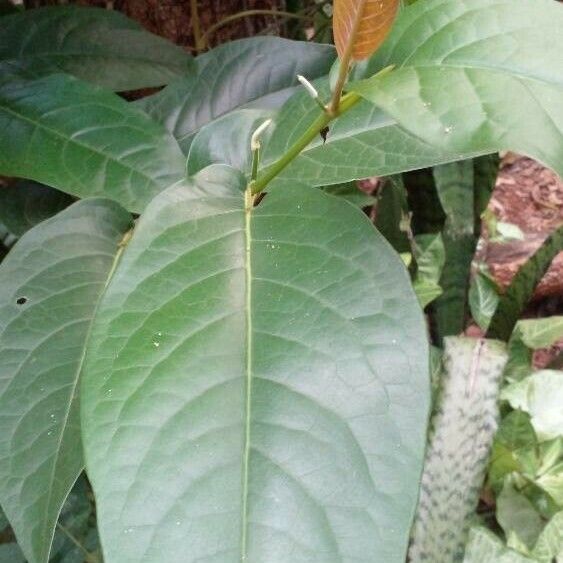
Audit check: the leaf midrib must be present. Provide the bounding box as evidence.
[241,194,253,560]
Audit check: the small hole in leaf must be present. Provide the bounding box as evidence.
[16,297,27,305]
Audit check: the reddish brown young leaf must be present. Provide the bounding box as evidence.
[333,0,399,61]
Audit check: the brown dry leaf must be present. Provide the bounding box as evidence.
[333,0,399,61]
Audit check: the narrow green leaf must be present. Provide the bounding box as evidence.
[463,528,536,563]
[0,199,132,563]
[0,6,194,90]
[429,161,476,339]
[487,225,563,341]
[138,38,335,153]
[0,71,186,213]
[0,181,73,237]
[410,337,508,562]
[187,109,274,176]
[82,166,429,562]
[469,273,500,332]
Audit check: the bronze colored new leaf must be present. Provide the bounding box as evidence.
[333,0,399,61]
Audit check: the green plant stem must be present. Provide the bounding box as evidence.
[250,92,361,194]
[201,10,313,48]
[190,0,204,53]
[329,0,369,113]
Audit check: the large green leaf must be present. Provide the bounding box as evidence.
[410,337,508,562]
[137,37,336,153]
[262,0,563,186]
[0,199,132,563]
[0,6,194,90]
[261,79,462,186]
[0,180,73,237]
[81,165,429,562]
[0,71,186,213]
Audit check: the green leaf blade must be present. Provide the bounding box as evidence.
[263,0,563,186]
[0,72,186,213]
[138,37,336,153]
[82,166,430,562]
[0,6,195,90]
[351,66,563,180]
[0,199,132,563]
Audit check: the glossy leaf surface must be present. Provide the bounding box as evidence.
[263,0,563,186]
[0,71,186,213]
[0,199,132,563]
[138,38,335,152]
[82,166,429,562]
[0,6,194,90]
[333,0,399,60]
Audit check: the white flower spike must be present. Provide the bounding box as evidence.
[250,119,273,152]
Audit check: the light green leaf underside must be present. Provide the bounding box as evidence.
[262,0,563,186]
[0,71,186,213]
[81,165,429,562]
[0,199,132,563]
[0,6,194,90]
[137,37,336,153]
[410,337,508,563]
